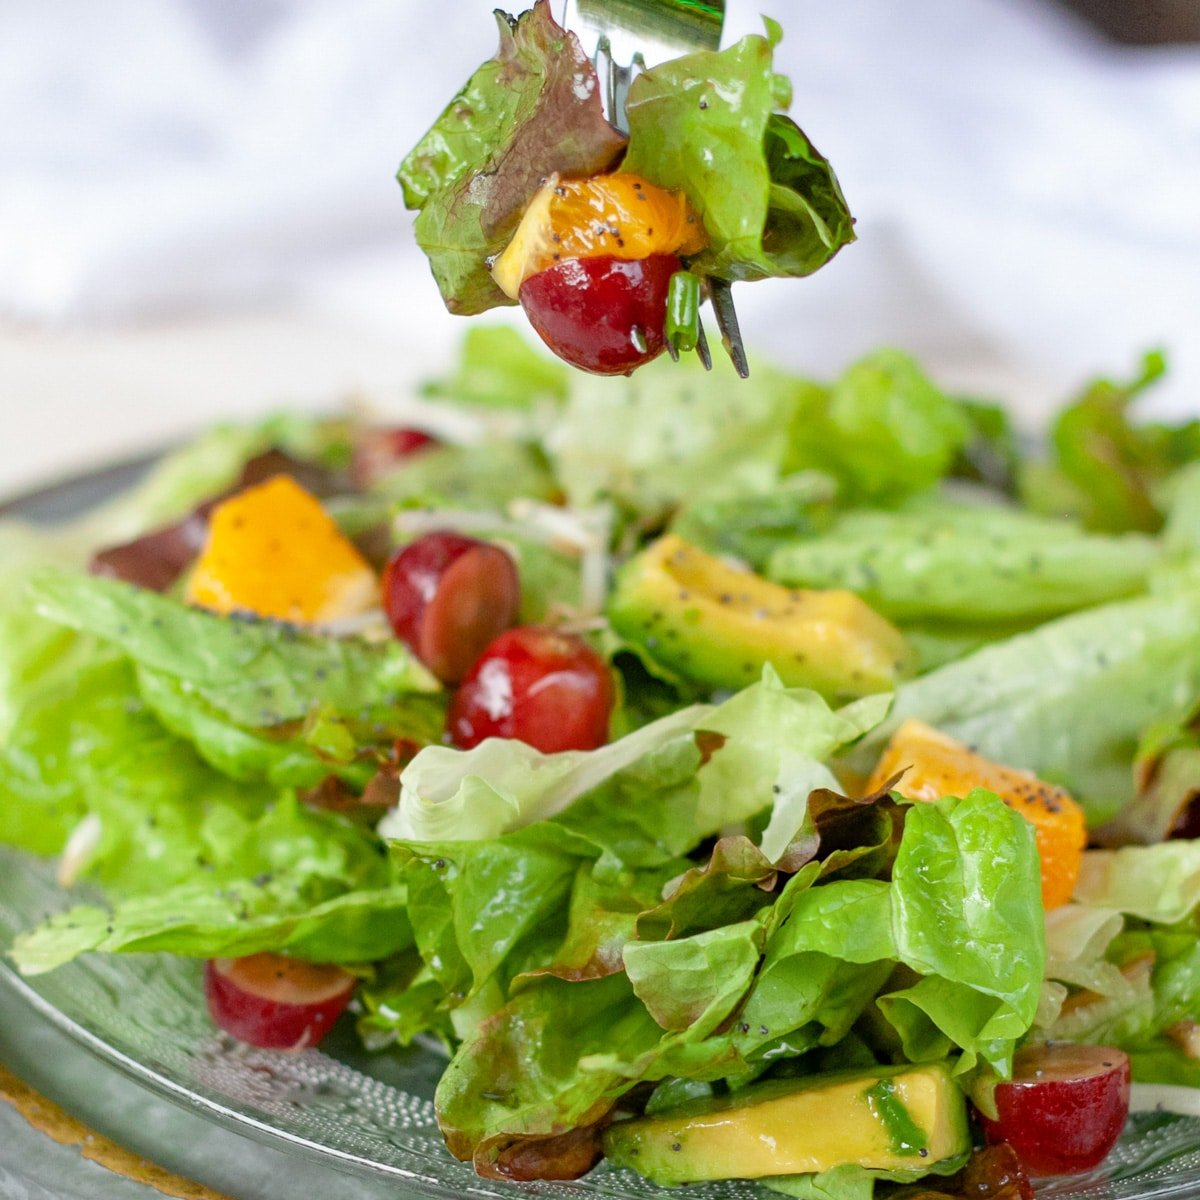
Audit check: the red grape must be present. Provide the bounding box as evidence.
[978,1043,1131,1175]
[519,254,679,375]
[204,954,355,1051]
[382,531,520,684]
[446,626,614,753]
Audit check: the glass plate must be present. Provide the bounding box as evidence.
[4,460,1200,1199]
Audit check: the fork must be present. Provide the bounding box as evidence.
[560,0,750,377]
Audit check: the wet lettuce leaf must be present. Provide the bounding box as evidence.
[3,656,412,972]
[621,22,854,282]
[398,1,626,315]
[768,501,1159,624]
[381,670,881,855]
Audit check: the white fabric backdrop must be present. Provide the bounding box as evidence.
[2,0,1198,492]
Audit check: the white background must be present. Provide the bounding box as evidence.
[2,0,1199,496]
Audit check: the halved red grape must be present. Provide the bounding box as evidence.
[446,626,614,753]
[519,253,680,376]
[977,1043,1131,1175]
[382,531,520,684]
[204,954,355,1050]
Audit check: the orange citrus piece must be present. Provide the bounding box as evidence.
[491,172,706,299]
[187,475,378,624]
[867,719,1087,910]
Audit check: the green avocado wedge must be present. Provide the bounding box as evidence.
[603,1062,969,1185]
[606,534,913,701]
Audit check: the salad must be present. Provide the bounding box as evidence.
[399,2,854,374]
[3,329,1200,1198]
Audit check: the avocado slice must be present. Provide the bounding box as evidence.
[603,1062,970,1185]
[607,535,913,699]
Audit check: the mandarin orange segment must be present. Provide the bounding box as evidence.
[491,173,705,299]
[186,475,379,625]
[867,719,1086,910]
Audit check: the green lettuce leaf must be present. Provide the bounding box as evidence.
[12,876,410,974]
[878,791,1045,1075]
[1097,698,1200,845]
[420,325,567,411]
[382,671,882,859]
[783,350,972,505]
[380,703,705,844]
[372,441,559,510]
[1019,349,1200,533]
[545,351,800,519]
[398,1,626,315]
[28,569,439,730]
[621,22,854,282]
[768,501,1158,624]
[1074,844,1200,924]
[671,473,836,570]
[855,586,1200,826]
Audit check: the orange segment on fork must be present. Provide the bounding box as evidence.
[867,719,1087,910]
[491,172,706,299]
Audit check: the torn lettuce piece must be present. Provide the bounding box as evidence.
[545,350,800,519]
[12,876,411,974]
[371,441,559,510]
[420,325,568,412]
[1098,699,1200,845]
[855,586,1200,826]
[381,669,883,856]
[621,21,854,282]
[783,350,972,505]
[1074,843,1200,925]
[767,502,1159,625]
[28,569,439,730]
[1019,349,1200,533]
[431,791,1043,1176]
[398,1,626,315]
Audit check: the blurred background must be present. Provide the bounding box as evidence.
[2,0,1198,495]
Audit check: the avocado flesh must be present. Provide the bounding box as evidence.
[607,535,913,699]
[603,1063,969,1185]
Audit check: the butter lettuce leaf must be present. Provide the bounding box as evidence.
[28,569,439,729]
[857,587,1200,826]
[545,351,800,519]
[1074,843,1200,925]
[398,1,626,315]
[768,502,1158,624]
[420,325,568,412]
[783,350,972,505]
[621,23,854,282]
[1020,349,1200,533]
[13,876,410,974]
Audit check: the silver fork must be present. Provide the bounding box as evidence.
[560,0,749,378]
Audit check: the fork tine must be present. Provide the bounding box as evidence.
[708,279,749,378]
[694,317,713,371]
[665,336,680,363]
